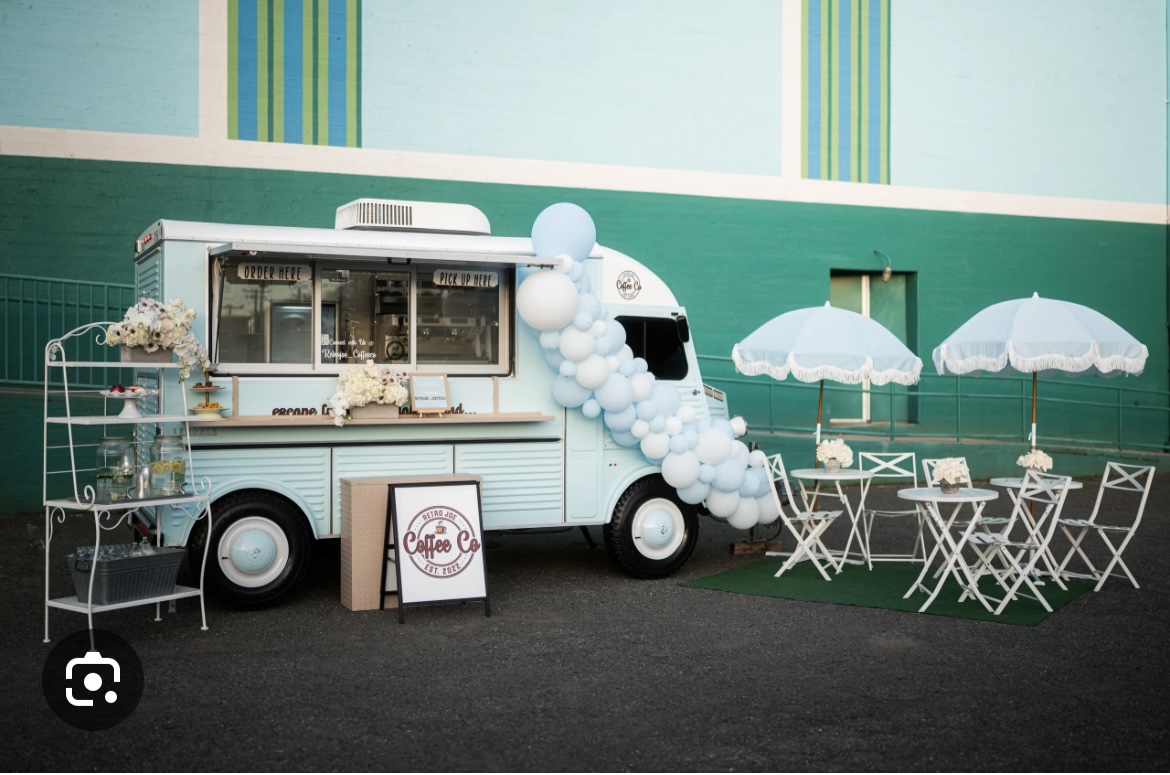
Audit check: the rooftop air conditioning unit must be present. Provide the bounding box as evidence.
[334,199,491,235]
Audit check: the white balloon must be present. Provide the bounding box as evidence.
[517,270,578,331]
[748,449,769,469]
[630,372,655,401]
[727,497,760,530]
[705,489,740,518]
[591,320,607,338]
[556,253,575,273]
[677,480,711,505]
[640,432,670,461]
[661,450,700,488]
[575,354,611,390]
[756,494,780,524]
[677,405,696,424]
[731,416,748,437]
[695,428,732,465]
[630,419,650,439]
[665,416,682,436]
[732,440,751,466]
[606,355,621,372]
[617,345,634,362]
[559,326,596,362]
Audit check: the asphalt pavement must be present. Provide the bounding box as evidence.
[2,476,1168,772]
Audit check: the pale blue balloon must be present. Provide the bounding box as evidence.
[650,382,682,418]
[531,202,597,262]
[544,347,565,369]
[595,372,634,413]
[569,261,585,281]
[682,429,699,449]
[618,357,637,377]
[604,319,627,351]
[593,335,613,356]
[677,480,711,505]
[713,459,746,492]
[552,375,592,408]
[635,400,658,421]
[539,330,560,350]
[603,404,638,432]
[575,274,592,294]
[698,463,717,484]
[559,360,577,377]
[573,311,595,331]
[582,398,601,419]
[610,429,639,448]
[712,418,734,436]
[739,469,762,498]
[668,434,691,455]
[649,416,666,434]
[632,357,648,374]
[577,292,601,319]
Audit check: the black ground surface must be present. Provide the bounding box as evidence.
[2,477,1168,772]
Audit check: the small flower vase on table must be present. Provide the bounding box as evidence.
[824,459,841,473]
[121,346,173,364]
[940,480,961,495]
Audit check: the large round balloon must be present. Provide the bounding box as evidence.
[517,270,578,331]
[531,203,597,262]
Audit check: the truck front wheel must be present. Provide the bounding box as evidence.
[604,476,698,579]
[199,491,313,608]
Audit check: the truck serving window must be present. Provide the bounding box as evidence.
[213,256,510,374]
[616,316,689,381]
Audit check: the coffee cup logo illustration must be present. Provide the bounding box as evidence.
[400,506,481,578]
[616,270,641,300]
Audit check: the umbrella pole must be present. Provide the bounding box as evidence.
[815,381,824,467]
[1031,372,1038,450]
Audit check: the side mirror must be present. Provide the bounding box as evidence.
[675,315,691,343]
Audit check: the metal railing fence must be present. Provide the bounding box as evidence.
[698,354,1170,454]
[1,273,135,388]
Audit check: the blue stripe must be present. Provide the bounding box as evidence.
[327,0,347,146]
[806,0,821,179]
[284,0,303,144]
[867,0,882,183]
[837,0,851,181]
[237,0,258,141]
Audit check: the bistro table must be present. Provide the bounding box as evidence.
[897,486,1000,613]
[989,475,1083,588]
[790,468,875,570]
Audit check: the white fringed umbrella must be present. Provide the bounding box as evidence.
[933,293,1148,449]
[732,302,923,445]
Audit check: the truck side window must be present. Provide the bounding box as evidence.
[416,267,501,366]
[616,316,689,381]
[322,269,411,365]
[218,263,314,364]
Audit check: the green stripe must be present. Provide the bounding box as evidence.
[228,0,239,139]
[317,0,328,145]
[800,0,809,178]
[881,0,889,184]
[272,0,284,143]
[258,0,269,142]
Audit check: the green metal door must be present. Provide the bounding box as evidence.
[830,273,912,426]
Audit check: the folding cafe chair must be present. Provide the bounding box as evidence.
[1054,462,1155,592]
[859,451,925,563]
[963,470,1073,615]
[767,452,843,581]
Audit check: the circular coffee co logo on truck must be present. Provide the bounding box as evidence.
[616,270,642,300]
[400,506,482,578]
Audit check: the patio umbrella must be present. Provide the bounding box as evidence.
[932,292,1148,449]
[732,302,923,446]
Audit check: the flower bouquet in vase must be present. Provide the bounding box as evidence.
[931,458,969,494]
[327,361,410,426]
[1016,448,1053,475]
[816,438,853,473]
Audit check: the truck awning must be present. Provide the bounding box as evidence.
[209,241,565,268]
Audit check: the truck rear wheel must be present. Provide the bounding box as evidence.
[604,476,698,579]
[200,491,312,608]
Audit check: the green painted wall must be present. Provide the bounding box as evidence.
[2,155,1167,510]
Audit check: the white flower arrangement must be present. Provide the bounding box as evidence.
[1016,448,1053,472]
[328,361,409,426]
[105,298,208,381]
[931,457,969,486]
[816,438,853,467]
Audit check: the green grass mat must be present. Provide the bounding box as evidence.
[682,557,1094,626]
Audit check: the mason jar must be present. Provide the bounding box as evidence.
[95,436,133,502]
[149,432,187,497]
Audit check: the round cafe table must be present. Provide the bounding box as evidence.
[790,468,875,570]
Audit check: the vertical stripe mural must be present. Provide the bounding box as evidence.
[802,0,888,183]
[229,0,361,146]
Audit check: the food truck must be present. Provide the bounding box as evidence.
[133,199,729,607]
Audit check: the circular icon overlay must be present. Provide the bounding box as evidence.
[42,629,144,731]
[401,506,481,579]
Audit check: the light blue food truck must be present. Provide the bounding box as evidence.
[133,199,729,606]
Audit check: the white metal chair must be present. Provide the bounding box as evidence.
[768,452,843,581]
[859,451,926,563]
[1054,462,1155,591]
[964,470,1073,614]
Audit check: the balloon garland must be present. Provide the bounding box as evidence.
[516,203,778,530]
